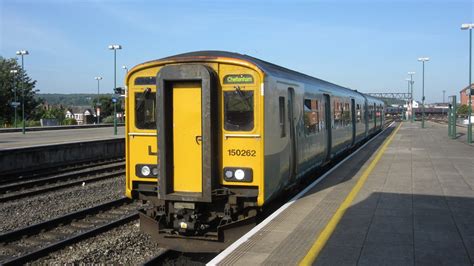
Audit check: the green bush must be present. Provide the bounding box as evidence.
[103,115,115,124]
[63,118,77,125]
[26,120,41,127]
[457,104,468,116]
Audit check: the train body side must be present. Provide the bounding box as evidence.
[262,73,384,203]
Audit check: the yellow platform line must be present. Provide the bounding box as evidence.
[299,122,402,266]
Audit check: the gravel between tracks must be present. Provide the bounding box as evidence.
[35,220,163,264]
[0,176,125,233]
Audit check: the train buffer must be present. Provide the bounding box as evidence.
[208,121,474,265]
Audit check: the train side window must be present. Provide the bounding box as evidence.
[279,97,286,138]
[345,102,351,126]
[135,90,156,129]
[304,99,319,135]
[334,100,342,128]
[356,104,362,123]
[224,90,254,131]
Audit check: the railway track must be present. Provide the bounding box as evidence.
[0,158,124,185]
[0,197,139,265]
[0,161,125,202]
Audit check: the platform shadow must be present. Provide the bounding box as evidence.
[314,192,474,265]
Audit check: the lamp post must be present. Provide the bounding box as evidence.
[108,44,122,135]
[405,78,411,121]
[461,23,474,143]
[442,90,446,117]
[16,50,29,134]
[122,65,128,73]
[408,72,415,123]
[10,69,19,127]
[94,76,103,124]
[418,57,429,128]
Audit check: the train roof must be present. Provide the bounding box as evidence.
[159,51,355,88]
[150,51,382,103]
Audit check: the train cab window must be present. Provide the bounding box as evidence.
[224,90,254,131]
[279,97,286,137]
[304,99,319,135]
[135,89,156,129]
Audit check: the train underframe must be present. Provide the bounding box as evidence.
[139,188,259,253]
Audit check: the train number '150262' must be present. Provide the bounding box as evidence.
[227,149,256,157]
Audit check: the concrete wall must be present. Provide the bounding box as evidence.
[0,139,124,175]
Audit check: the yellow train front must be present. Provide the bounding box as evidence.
[125,51,384,252]
[125,51,265,252]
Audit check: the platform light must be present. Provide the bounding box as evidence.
[108,44,122,135]
[16,49,29,134]
[408,72,415,123]
[417,57,429,128]
[461,23,473,143]
[10,69,19,128]
[94,76,103,124]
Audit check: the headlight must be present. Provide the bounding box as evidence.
[223,167,253,182]
[234,169,245,180]
[141,166,151,176]
[225,170,233,178]
[136,164,157,178]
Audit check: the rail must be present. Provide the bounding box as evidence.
[0,198,139,265]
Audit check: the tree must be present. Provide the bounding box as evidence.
[457,104,468,116]
[0,56,39,126]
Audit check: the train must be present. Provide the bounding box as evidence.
[124,51,384,252]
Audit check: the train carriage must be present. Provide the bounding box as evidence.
[124,51,384,252]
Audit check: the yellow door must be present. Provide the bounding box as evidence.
[172,82,202,192]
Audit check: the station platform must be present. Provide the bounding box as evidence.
[0,127,124,150]
[209,121,474,265]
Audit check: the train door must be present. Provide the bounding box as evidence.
[364,101,369,136]
[156,64,215,202]
[323,94,332,160]
[351,99,356,145]
[172,82,202,192]
[379,104,383,126]
[288,88,297,182]
[373,103,377,129]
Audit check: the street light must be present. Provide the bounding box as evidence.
[418,57,429,128]
[408,72,415,122]
[122,65,128,72]
[94,76,103,124]
[405,78,411,121]
[442,90,446,117]
[16,50,29,134]
[461,23,474,143]
[10,69,19,128]
[108,44,122,135]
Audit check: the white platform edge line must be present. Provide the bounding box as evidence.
[207,121,395,266]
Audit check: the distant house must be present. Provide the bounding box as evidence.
[460,84,474,107]
[65,106,96,125]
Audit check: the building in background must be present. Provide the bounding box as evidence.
[460,84,474,107]
[65,106,95,125]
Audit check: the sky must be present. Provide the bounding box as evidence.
[1,0,473,103]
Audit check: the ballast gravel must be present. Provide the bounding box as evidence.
[0,176,125,233]
[35,220,164,265]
